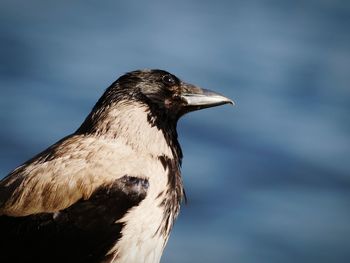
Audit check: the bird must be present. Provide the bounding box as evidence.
[0,69,233,263]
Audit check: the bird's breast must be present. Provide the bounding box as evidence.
[105,157,178,263]
[101,148,182,263]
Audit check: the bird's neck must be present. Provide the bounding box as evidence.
[76,101,182,162]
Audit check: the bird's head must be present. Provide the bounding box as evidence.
[77,69,233,137]
[107,69,233,121]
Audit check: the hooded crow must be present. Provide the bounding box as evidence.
[0,69,233,263]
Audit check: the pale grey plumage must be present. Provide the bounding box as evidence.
[0,69,232,263]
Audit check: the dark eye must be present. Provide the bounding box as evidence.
[162,74,176,86]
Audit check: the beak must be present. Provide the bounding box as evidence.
[180,83,234,111]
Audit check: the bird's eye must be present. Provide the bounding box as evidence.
[162,74,176,86]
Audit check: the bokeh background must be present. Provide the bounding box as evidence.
[1,0,350,262]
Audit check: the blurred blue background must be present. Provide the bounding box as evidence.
[1,0,350,262]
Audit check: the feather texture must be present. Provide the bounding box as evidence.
[0,69,231,262]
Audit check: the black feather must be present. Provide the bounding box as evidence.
[0,175,148,263]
